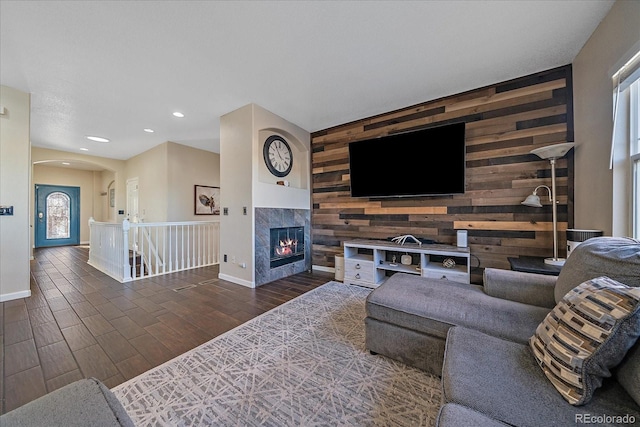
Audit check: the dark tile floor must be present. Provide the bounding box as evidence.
[1,245,333,414]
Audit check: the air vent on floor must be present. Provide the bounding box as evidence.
[198,279,219,286]
[172,284,197,292]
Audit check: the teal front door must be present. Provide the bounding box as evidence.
[35,184,80,247]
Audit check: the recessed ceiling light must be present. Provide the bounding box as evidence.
[172,112,184,118]
[144,128,155,133]
[62,162,70,165]
[86,136,110,143]
[80,147,89,151]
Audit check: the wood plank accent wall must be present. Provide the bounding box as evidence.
[311,65,574,284]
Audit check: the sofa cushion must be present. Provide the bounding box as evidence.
[530,276,640,405]
[436,403,509,427]
[366,273,550,344]
[442,326,640,427]
[554,237,640,303]
[615,338,640,407]
[483,267,557,309]
[0,377,134,427]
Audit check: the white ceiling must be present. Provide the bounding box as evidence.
[1,0,615,161]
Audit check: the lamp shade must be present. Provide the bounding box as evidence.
[521,185,550,207]
[521,194,542,207]
[530,142,575,160]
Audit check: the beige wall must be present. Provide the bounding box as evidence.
[254,106,311,210]
[125,143,169,222]
[166,142,220,221]
[101,170,116,222]
[33,165,97,243]
[124,141,221,222]
[31,147,126,254]
[0,85,31,301]
[573,0,640,235]
[219,104,310,287]
[220,104,255,286]
[33,143,217,227]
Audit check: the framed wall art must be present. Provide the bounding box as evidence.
[194,185,220,215]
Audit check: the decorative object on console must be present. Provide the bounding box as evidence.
[263,134,293,177]
[529,276,640,406]
[521,142,575,266]
[442,258,456,269]
[391,234,423,246]
[401,254,412,265]
[456,230,467,248]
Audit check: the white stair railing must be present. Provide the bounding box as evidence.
[88,218,220,282]
[88,217,130,281]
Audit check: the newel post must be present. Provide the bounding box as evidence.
[122,218,132,282]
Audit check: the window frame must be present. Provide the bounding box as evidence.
[46,191,71,240]
[631,80,640,239]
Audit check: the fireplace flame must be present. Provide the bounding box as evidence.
[275,238,298,256]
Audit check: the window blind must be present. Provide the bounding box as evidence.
[611,50,640,169]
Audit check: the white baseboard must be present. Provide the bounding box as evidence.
[0,289,31,302]
[218,273,255,288]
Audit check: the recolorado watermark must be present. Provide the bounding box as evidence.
[575,413,636,424]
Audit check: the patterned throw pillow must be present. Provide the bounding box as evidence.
[529,276,640,406]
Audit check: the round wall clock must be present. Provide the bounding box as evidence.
[263,135,293,177]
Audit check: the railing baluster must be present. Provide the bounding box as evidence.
[155,227,160,276]
[180,224,183,270]
[192,225,195,268]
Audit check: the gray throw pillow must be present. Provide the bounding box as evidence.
[554,236,640,303]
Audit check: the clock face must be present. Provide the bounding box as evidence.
[263,135,293,177]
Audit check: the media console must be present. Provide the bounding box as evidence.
[343,239,471,288]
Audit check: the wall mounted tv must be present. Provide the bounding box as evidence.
[348,122,466,198]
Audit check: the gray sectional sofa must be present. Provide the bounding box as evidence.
[0,378,134,427]
[365,237,640,426]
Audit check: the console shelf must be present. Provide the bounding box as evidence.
[343,239,470,288]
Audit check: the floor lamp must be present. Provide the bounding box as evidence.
[521,142,575,266]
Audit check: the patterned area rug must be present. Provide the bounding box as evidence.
[112,281,441,426]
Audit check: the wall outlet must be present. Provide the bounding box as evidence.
[223,254,227,262]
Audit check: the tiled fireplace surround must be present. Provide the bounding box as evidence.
[255,208,311,286]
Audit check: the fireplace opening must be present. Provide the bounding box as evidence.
[270,226,305,268]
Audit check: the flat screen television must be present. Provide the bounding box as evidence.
[348,122,466,198]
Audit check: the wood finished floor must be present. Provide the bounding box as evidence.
[0,246,334,415]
